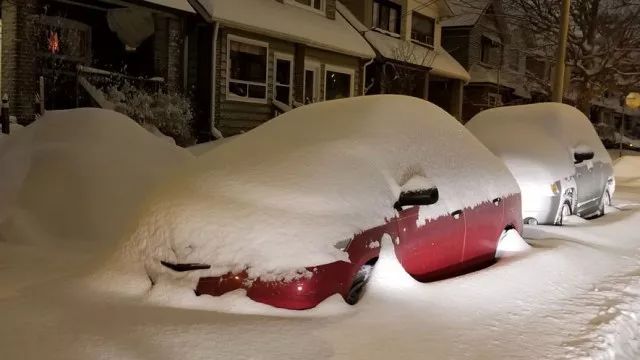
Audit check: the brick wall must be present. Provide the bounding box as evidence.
[2,0,40,124]
[154,15,184,93]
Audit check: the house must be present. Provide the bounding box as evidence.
[0,0,209,135]
[187,0,376,137]
[441,0,530,122]
[339,0,470,120]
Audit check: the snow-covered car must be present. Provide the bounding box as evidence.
[133,95,522,310]
[467,103,614,225]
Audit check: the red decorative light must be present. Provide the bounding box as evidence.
[48,30,60,54]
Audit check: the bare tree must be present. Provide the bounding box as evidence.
[501,0,640,113]
[382,40,436,96]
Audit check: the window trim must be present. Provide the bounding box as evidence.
[304,60,321,104]
[273,52,294,106]
[488,92,502,107]
[324,64,355,101]
[226,34,269,104]
[284,0,326,15]
[410,12,435,48]
[372,0,401,36]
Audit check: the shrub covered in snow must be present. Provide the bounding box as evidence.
[105,83,194,146]
[0,108,193,247]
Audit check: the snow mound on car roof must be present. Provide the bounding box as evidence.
[0,108,193,246]
[466,103,611,185]
[99,95,519,293]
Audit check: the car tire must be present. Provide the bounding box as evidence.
[558,201,572,226]
[599,190,611,217]
[345,264,374,305]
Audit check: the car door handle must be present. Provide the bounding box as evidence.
[452,210,463,219]
[492,198,502,206]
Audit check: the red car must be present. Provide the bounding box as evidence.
[155,96,522,310]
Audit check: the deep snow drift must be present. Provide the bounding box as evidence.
[0,108,193,247]
[95,95,519,297]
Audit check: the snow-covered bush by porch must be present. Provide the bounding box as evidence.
[105,83,194,145]
[0,108,193,246]
[98,95,519,295]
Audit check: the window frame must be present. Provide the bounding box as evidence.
[304,60,321,104]
[273,52,294,106]
[410,12,435,47]
[372,0,401,35]
[226,34,269,104]
[324,64,355,101]
[285,0,326,15]
[488,92,502,107]
[480,35,502,66]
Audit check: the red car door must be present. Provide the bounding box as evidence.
[394,206,465,280]
[462,198,504,264]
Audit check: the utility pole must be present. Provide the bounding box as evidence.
[552,0,571,102]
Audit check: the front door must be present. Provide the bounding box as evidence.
[462,198,504,263]
[575,161,599,214]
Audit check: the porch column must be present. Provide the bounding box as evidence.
[154,15,185,93]
[450,79,464,122]
[2,0,40,124]
[294,43,306,104]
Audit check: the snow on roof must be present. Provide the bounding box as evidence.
[441,0,490,27]
[0,108,193,246]
[466,103,612,186]
[468,64,530,98]
[338,2,470,81]
[195,0,375,59]
[141,0,195,13]
[102,95,518,290]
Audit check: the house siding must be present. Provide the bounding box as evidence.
[216,27,364,136]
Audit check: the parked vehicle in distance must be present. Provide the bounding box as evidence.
[141,95,523,310]
[467,103,615,225]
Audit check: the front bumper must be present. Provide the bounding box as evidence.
[195,261,354,310]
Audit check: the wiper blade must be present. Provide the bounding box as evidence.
[160,261,211,272]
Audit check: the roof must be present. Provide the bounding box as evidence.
[337,2,470,81]
[141,0,195,13]
[441,0,490,27]
[468,64,530,98]
[191,0,375,59]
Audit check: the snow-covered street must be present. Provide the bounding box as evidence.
[1,157,640,359]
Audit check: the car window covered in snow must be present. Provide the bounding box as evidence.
[100,95,519,292]
[466,103,611,185]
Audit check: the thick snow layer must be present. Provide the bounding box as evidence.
[141,0,194,13]
[467,103,612,187]
[0,108,193,246]
[197,0,375,59]
[97,95,519,293]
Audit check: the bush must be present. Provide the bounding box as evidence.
[105,83,195,146]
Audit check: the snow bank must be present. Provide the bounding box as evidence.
[188,135,237,156]
[614,156,640,186]
[0,108,193,246]
[99,95,519,294]
[466,103,612,186]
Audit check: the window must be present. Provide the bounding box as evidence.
[373,0,401,34]
[289,0,324,12]
[480,35,502,65]
[325,66,354,101]
[227,36,268,102]
[411,12,435,46]
[274,54,293,105]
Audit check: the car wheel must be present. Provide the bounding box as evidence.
[599,190,611,216]
[558,201,572,226]
[345,264,374,305]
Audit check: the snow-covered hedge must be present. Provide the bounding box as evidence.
[0,108,193,246]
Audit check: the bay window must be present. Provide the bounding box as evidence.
[227,36,268,102]
[290,0,324,11]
